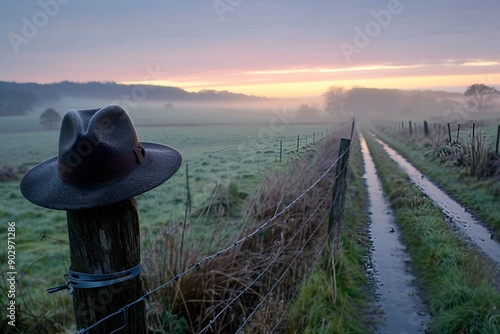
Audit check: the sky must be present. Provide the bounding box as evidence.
[1,0,500,98]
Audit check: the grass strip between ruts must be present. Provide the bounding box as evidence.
[363,129,500,333]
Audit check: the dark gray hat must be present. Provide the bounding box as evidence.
[20,105,182,210]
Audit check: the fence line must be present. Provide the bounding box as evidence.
[76,133,352,334]
[199,165,342,333]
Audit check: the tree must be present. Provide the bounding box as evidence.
[323,86,346,116]
[40,108,61,130]
[296,102,321,119]
[464,84,500,113]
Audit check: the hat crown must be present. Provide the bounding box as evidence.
[58,105,144,184]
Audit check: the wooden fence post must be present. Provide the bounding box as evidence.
[456,123,461,142]
[447,123,452,142]
[409,121,412,136]
[66,198,146,333]
[472,122,476,139]
[328,138,351,238]
[279,140,283,162]
[496,125,500,154]
[296,135,300,152]
[350,118,356,139]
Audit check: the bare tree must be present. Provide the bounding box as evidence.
[40,108,61,130]
[323,86,346,116]
[296,102,321,119]
[464,84,500,113]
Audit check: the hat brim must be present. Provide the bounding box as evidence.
[20,143,182,210]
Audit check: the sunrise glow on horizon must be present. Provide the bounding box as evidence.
[1,1,500,99]
[119,60,500,98]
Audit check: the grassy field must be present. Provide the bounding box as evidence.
[0,118,331,332]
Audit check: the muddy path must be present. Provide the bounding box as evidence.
[360,133,430,333]
[372,135,500,269]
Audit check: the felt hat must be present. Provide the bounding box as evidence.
[20,105,182,210]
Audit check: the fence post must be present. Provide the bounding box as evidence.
[447,123,452,142]
[409,121,412,136]
[496,125,500,154]
[279,140,283,162]
[350,118,356,139]
[456,123,461,142]
[67,198,146,333]
[472,122,476,139]
[328,138,351,237]
[297,135,300,152]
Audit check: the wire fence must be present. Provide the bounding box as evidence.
[77,133,348,334]
[73,120,354,334]
[74,119,355,333]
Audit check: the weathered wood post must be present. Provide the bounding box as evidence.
[279,140,283,162]
[472,122,476,139]
[447,123,452,142]
[66,199,145,333]
[19,105,182,333]
[328,138,351,238]
[297,135,300,152]
[350,118,356,139]
[456,123,461,142]
[496,125,500,154]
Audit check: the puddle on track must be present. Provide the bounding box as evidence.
[360,133,430,334]
[374,135,500,267]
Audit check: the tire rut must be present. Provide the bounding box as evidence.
[360,132,430,334]
[372,134,500,273]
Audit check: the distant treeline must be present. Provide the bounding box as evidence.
[324,87,475,120]
[0,81,268,116]
[0,84,60,116]
[344,88,464,118]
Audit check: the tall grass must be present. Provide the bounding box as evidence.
[288,135,374,333]
[141,128,350,332]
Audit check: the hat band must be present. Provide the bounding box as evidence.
[58,144,146,184]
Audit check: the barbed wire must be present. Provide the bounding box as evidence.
[269,130,354,333]
[77,133,352,334]
[235,203,343,333]
[197,163,340,333]
[269,204,345,333]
